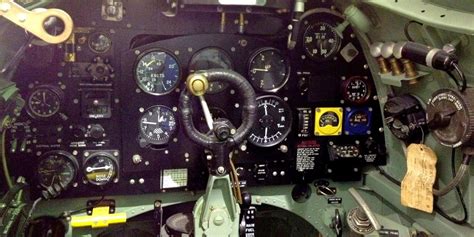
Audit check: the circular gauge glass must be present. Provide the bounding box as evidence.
[37,151,78,189]
[27,86,63,119]
[83,153,117,186]
[248,95,292,147]
[189,47,233,94]
[88,32,112,53]
[139,105,178,146]
[303,22,342,61]
[342,76,371,104]
[135,50,181,95]
[248,48,290,92]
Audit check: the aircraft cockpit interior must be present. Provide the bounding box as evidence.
[0,0,473,236]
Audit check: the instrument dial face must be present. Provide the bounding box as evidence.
[37,151,77,189]
[303,22,341,61]
[189,47,233,94]
[349,111,369,127]
[88,32,112,53]
[135,50,180,95]
[319,112,339,127]
[27,87,62,119]
[139,106,177,145]
[248,95,292,147]
[84,154,117,186]
[248,48,290,92]
[342,76,371,104]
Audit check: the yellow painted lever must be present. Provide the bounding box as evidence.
[71,206,126,228]
[0,1,73,44]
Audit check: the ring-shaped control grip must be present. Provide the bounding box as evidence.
[179,69,257,147]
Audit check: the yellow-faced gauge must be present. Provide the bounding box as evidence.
[315,107,343,136]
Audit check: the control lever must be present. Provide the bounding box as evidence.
[0,1,73,44]
[187,74,214,131]
[347,187,381,234]
[331,209,343,237]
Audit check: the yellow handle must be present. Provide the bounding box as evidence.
[71,206,127,228]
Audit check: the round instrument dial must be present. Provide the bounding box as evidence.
[139,105,178,146]
[303,22,341,61]
[189,47,233,94]
[27,86,63,119]
[135,50,180,95]
[37,151,78,189]
[248,48,290,92]
[83,153,118,186]
[342,76,372,104]
[88,32,112,54]
[248,95,292,147]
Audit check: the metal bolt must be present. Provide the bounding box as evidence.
[130,179,135,184]
[280,145,288,153]
[139,178,145,184]
[132,154,142,164]
[217,166,225,174]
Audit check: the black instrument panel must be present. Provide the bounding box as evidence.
[5,1,386,199]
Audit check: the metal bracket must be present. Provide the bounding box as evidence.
[0,1,73,44]
[193,175,240,236]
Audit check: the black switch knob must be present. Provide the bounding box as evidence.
[88,124,105,139]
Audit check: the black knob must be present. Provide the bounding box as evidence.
[214,124,231,141]
[88,124,105,139]
[241,192,252,207]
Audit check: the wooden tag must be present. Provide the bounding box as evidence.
[401,144,437,213]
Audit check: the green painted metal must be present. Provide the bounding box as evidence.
[193,175,240,237]
[362,0,474,35]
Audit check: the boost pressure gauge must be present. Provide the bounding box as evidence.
[248,95,292,147]
[27,86,64,119]
[248,48,290,92]
[83,152,118,186]
[303,22,341,61]
[139,105,178,147]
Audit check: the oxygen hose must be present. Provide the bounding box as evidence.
[433,154,471,197]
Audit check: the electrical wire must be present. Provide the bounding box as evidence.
[59,195,106,218]
[229,153,242,204]
[376,148,469,225]
[404,20,423,42]
[434,148,468,224]
[1,130,13,188]
[451,63,467,92]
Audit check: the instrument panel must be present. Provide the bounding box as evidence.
[5,1,385,199]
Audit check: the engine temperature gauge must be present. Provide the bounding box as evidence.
[341,76,372,105]
[248,95,292,147]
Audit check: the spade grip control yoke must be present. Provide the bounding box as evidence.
[179,69,257,174]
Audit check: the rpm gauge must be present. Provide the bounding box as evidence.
[135,50,181,95]
[37,151,78,190]
[139,105,178,146]
[248,48,290,92]
[248,95,292,147]
[27,86,63,119]
[189,47,233,94]
[303,22,342,61]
